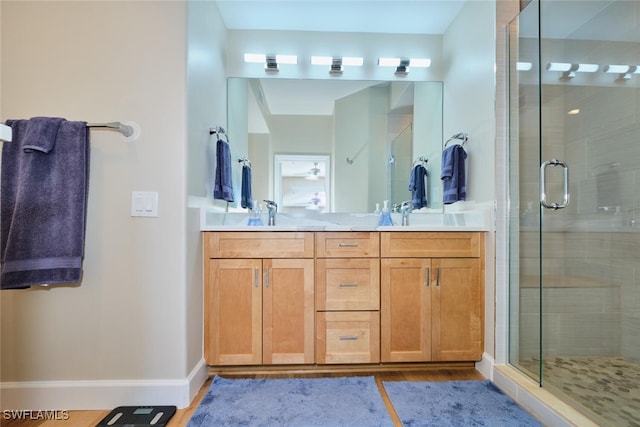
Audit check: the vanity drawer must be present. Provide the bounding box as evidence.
[316,259,380,311]
[381,232,482,258]
[316,311,380,364]
[205,232,314,258]
[315,232,379,258]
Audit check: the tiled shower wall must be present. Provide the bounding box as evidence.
[519,84,640,362]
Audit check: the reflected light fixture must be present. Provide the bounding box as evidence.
[604,64,638,81]
[546,62,599,79]
[516,62,533,71]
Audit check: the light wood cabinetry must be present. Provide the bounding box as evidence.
[380,232,484,363]
[316,311,380,364]
[315,232,380,364]
[204,230,484,368]
[204,232,314,366]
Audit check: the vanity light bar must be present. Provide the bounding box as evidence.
[604,64,631,74]
[377,57,431,68]
[243,54,297,64]
[311,56,363,66]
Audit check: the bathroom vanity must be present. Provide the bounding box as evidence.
[202,210,488,368]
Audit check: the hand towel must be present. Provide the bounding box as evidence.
[1,118,89,289]
[213,138,234,202]
[441,144,467,204]
[408,164,428,209]
[241,164,252,209]
[21,116,65,153]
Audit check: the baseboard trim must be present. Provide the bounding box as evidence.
[209,361,476,377]
[492,364,599,427]
[475,352,494,380]
[0,359,208,411]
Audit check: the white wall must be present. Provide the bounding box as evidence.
[186,0,228,400]
[0,0,199,409]
[442,0,497,366]
[443,0,496,208]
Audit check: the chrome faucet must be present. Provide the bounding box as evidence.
[401,201,411,226]
[264,200,278,226]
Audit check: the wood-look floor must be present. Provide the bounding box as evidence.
[3,367,484,427]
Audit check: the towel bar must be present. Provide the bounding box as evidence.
[87,122,134,137]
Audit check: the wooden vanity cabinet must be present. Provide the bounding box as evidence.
[204,232,314,366]
[204,230,485,368]
[380,232,484,363]
[315,232,380,364]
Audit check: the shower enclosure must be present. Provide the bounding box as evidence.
[508,1,640,425]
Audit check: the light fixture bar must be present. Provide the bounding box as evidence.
[275,54,297,64]
[410,58,431,68]
[516,62,533,71]
[244,53,266,63]
[395,59,410,76]
[311,56,332,65]
[378,57,401,67]
[575,63,598,73]
[342,57,364,67]
[311,56,363,67]
[604,64,630,74]
[546,62,572,72]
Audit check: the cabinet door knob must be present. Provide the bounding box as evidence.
[265,268,270,287]
[435,267,440,286]
[254,268,259,288]
[425,267,430,287]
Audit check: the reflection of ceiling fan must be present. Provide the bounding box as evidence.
[305,162,320,180]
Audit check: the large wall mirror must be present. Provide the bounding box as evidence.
[227,78,443,213]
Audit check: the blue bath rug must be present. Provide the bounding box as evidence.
[383,380,542,426]
[188,375,394,426]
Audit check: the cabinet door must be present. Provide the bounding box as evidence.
[263,258,315,364]
[381,258,432,362]
[431,258,483,361]
[205,259,262,365]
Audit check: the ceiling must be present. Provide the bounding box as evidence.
[215,0,467,35]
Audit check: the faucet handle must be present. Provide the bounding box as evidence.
[263,200,278,211]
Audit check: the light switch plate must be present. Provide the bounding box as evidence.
[131,191,158,217]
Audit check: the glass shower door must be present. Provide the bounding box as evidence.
[510,0,640,425]
[508,0,542,384]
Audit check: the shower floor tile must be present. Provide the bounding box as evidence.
[520,356,640,427]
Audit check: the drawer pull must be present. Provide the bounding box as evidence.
[339,282,358,287]
[339,336,359,341]
[338,242,358,247]
[425,267,430,287]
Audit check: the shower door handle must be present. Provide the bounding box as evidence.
[540,159,570,210]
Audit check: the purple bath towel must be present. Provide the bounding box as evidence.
[213,138,234,202]
[441,144,467,204]
[1,118,89,289]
